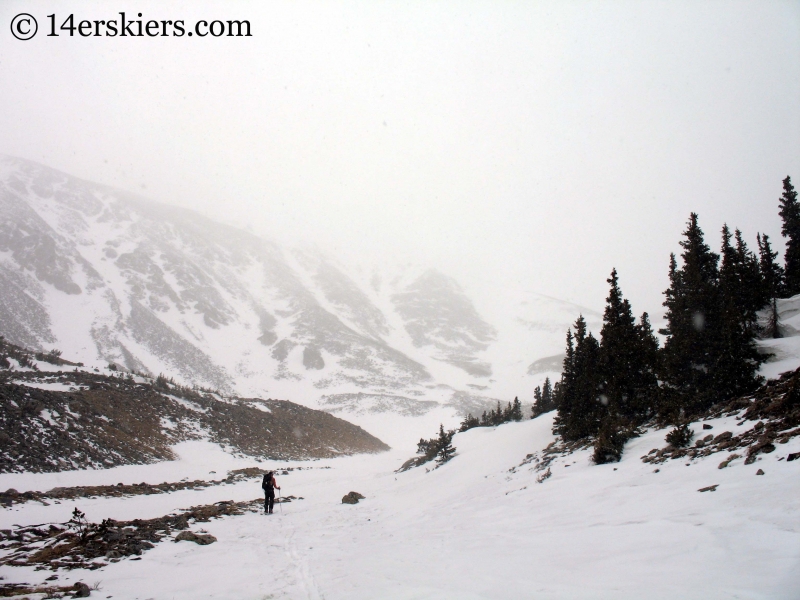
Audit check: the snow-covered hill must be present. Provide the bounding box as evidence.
[0,408,796,599]
[0,155,596,419]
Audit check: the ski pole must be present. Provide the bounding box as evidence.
[279,489,283,513]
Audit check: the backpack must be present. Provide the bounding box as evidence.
[262,472,274,491]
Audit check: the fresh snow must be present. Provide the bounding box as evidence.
[0,415,797,599]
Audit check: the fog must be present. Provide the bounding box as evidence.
[1,0,798,319]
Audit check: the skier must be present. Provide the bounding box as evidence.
[261,471,280,514]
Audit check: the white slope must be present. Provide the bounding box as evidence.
[758,294,800,380]
[0,410,797,600]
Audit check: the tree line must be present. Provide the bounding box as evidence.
[535,176,798,463]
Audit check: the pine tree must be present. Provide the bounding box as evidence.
[542,377,553,406]
[510,397,523,421]
[660,214,720,416]
[758,233,784,337]
[635,312,660,404]
[532,377,555,418]
[554,316,602,441]
[435,424,455,465]
[778,176,800,295]
[598,269,658,423]
[715,225,765,399]
[733,228,764,320]
[459,413,480,432]
[592,414,628,464]
[532,385,543,414]
[553,324,578,435]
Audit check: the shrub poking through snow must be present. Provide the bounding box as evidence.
[592,419,629,464]
[665,424,693,448]
[397,424,457,471]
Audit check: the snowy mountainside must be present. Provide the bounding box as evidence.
[0,155,598,416]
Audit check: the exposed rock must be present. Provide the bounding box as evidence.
[342,491,366,505]
[302,346,325,370]
[0,498,261,570]
[717,454,741,469]
[702,423,713,430]
[0,352,389,473]
[698,485,718,492]
[712,431,733,444]
[175,531,217,545]
[73,581,91,597]
[787,452,799,462]
[756,469,765,475]
[536,467,552,483]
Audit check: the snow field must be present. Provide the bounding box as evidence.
[0,414,798,599]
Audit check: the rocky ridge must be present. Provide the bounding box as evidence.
[0,340,389,473]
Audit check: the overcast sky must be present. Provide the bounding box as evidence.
[1,0,798,319]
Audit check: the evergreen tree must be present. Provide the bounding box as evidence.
[635,312,660,400]
[435,424,455,465]
[778,176,800,295]
[598,269,658,423]
[554,316,602,441]
[533,385,542,410]
[660,213,720,416]
[715,225,765,399]
[592,414,628,464]
[531,377,555,418]
[732,228,764,320]
[509,397,523,421]
[542,377,553,406]
[758,233,784,338]
[459,413,480,432]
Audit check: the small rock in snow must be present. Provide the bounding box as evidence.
[342,491,366,504]
[698,485,719,492]
[756,469,765,475]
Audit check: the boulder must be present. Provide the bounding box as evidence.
[174,530,217,545]
[702,423,713,430]
[73,582,91,597]
[756,469,765,475]
[342,491,366,505]
[718,453,741,469]
[712,431,733,444]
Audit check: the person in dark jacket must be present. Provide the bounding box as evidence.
[261,471,280,514]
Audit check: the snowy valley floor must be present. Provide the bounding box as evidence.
[0,413,798,600]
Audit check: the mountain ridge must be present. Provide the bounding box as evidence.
[0,155,599,416]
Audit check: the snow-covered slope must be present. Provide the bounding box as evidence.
[0,156,596,418]
[0,411,796,599]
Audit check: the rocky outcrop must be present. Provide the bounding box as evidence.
[0,346,389,473]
